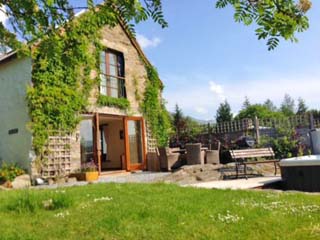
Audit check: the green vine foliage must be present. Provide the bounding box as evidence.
[97,95,130,110]
[26,7,118,154]
[26,5,171,154]
[141,66,172,147]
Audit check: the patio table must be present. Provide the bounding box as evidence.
[172,147,208,154]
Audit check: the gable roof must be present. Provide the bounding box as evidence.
[0,50,17,64]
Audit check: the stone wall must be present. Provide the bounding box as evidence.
[87,24,148,117]
[69,24,154,173]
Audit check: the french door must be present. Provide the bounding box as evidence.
[124,117,146,171]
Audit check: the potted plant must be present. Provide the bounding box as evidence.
[72,161,99,182]
[0,163,25,188]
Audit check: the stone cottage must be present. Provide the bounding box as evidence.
[0,18,162,178]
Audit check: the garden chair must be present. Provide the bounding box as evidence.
[186,143,205,165]
[206,141,220,165]
[157,147,180,171]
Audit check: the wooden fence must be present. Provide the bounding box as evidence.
[193,113,320,147]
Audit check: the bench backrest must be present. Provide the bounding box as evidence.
[230,148,275,159]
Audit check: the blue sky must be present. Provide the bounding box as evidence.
[1,1,319,120]
[134,0,320,120]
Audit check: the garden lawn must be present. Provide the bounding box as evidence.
[0,183,320,240]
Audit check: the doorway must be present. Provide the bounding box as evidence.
[79,114,146,174]
[99,115,125,171]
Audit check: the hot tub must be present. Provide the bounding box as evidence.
[280,155,320,192]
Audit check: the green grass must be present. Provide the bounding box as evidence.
[0,183,320,240]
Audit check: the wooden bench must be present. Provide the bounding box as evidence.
[229,148,279,179]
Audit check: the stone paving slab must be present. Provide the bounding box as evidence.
[185,176,282,190]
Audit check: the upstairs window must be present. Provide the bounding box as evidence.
[100,50,126,98]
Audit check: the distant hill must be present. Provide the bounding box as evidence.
[170,112,215,125]
[188,117,215,125]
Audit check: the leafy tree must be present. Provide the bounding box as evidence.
[0,0,168,52]
[263,99,278,112]
[216,100,233,123]
[242,96,251,110]
[280,94,295,117]
[0,0,313,52]
[216,0,311,50]
[172,104,186,140]
[236,104,284,120]
[296,97,308,115]
[183,117,204,141]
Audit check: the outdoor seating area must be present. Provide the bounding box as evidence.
[157,142,221,172]
[157,142,280,181]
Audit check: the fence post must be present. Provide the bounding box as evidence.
[254,116,260,145]
[309,112,315,130]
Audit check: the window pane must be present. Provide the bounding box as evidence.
[100,86,107,95]
[100,51,106,63]
[110,89,118,98]
[109,65,117,76]
[100,51,106,74]
[109,53,117,65]
[118,55,124,77]
[110,77,118,88]
[100,63,106,74]
[100,74,107,95]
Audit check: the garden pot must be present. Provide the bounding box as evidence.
[71,172,99,182]
[85,172,99,181]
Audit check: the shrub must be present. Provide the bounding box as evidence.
[0,163,25,182]
[259,125,309,159]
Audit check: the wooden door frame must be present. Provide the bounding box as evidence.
[124,116,147,171]
[94,112,102,174]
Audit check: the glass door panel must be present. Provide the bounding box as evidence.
[80,119,94,163]
[128,120,143,164]
[125,117,145,170]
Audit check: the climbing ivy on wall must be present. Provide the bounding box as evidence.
[26,7,117,154]
[141,66,172,147]
[97,95,130,110]
[26,6,171,156]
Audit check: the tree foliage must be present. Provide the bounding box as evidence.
[264,99,277,112]
[236,104,284,120]
[170,106,205,143]
[242,96,251,110]
[216,0,311,50]
[0,0,313,52]
[296,97,308,114]
[172,104,185,139]
[0,0,168,52]
[280,93,295,117]
[216,100,233,123]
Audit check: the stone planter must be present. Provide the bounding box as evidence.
[71,172,99,182]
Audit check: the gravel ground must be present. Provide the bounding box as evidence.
[99,172,171,183]
[30,163,278,189]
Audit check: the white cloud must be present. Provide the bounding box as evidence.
[136,33,161,49]
[195,107,208,114]
[162,71,320,121]
[209,81,225,100]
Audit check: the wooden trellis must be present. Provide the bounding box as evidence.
[41,131,72,178]
[146,123,157,153]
